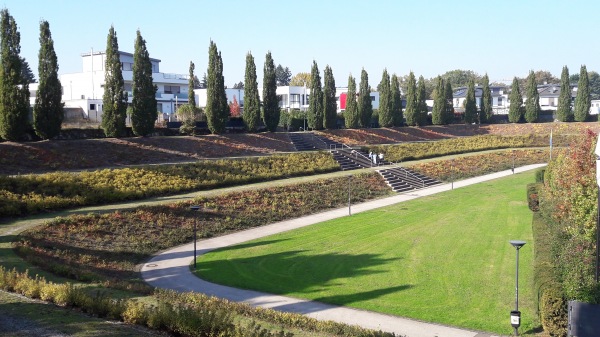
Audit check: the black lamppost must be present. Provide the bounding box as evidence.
[451,159,454,190]
[512,150,515,174]
[348,175,352,216]
[509,240,526,336]
[190,205,200,270]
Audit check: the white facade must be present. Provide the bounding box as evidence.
[57,50,189,123]
[194,88,245,109]
[274,86,380,113]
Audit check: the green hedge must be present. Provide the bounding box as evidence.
[0,152,339,217]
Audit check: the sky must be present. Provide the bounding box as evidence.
[5,0,600,87]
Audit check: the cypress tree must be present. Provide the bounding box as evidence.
[378,69,392,127]
[206,40,228,134]
[101,25,127,138]
[431,76,445,125]
[262,51,279,132]
[404,72,418,126]
[416,75,428,126]
[358,69,372,128]
[131,30,157,136]
[0,9,29,141]
[243,52,260,132]
[444,81,454,124]
[391,74,403,126]
[307,60,323,130]
[524,70,540,123]
[323,65,337,129]
[33,20,63,139]
[464,79,477,124]
[188,61,196,107]
[508,77,523,123]
[480,73,492,124]
[574,65,590,122]
[556,65,572,122]
[344,74,359,128]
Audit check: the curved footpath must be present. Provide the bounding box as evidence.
[142,164,545,337]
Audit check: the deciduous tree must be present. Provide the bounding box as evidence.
[556,65,573,122]
[323,65,337,129]
[358,69,372,128]
[290,72,311,87]
[243,52,260,132]
[131,30,157,136]
[574,65,590,122]
[344,74,359,129]
[0,9,29,141]
[508,77,523,123]
[524,70,540,123]
[390,74,403,126]
[307,61,323,130]
[101,25,127,137]
[378,69,393,127]
[33,20,63,139]
[229,95,240,117]
[262,51,279,131]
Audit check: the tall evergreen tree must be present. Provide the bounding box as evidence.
[556,65,572,122]
[358,69,372,128]
[431,76,445,125]
[307,60,323,130]
[344,74,359,128]
[404,72,418,126]
[444,81,454,124]
[0,9,29,141]
[508,77,523,123]
[20,57,35,83]
[378,69,392,127]
[188,61,196,107]
[391,74,403,126]
[206,40,228,133]
[524,70,540,123]
[33,20,63,139]
[323,65,337,129]
[131,30,157,136]
[243,52,260,132]
[480,73,492,124]
[262,52,279,131]
[464,79,477,124]
[416,75,428,126]
[574,65,590,122]
[101,26,127,137]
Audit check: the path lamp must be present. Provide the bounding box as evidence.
[451,159,454,190]
[509,240,526,336]
[190,205,200,270]
[348,175,352,216]
[512,150,515,174]
[594,135,600,282]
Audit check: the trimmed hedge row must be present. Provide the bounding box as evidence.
[0,152,339,217]
[367,134,568,163]
[0,267,398,337]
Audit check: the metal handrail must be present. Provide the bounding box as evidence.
[311,133,329,150]
[330,143,374,167]
[392,165,425,188]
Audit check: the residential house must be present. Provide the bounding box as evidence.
[453,85,509,114]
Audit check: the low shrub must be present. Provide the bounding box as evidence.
[527,183,540,212]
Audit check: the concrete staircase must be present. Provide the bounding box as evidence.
[378,167,442,193]
[288,132,328,151]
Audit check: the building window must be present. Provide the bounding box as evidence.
[164,85,180,94]
[290,94,300,106]
[90,104,96,110]
[371,96,375,101]
[497,97,503,106]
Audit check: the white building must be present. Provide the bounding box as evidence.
[57,50,190,123]
[274,86,380,113]
[194,88,245,110]
[453,85,509,114]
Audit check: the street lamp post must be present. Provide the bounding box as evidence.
[451,159,454,190]
[190,205,200,270]
[512,150,515,174]
[509,240,526,336]
[348,175,352,216]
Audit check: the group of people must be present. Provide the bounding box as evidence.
[368,151,385,165]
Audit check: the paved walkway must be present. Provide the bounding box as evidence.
[141,164,545,337]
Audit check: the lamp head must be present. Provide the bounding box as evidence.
[509,240,526,250]
[190,205,200,211]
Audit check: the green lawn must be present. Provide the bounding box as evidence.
[197,171,538,335]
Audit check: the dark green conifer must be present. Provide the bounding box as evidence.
[416,76,428,126]
[574,65,590,122]
[307,60,323,130]
[464,79,477,124]
[188,61,196,107]
[524,70,540,123]
[508,77,523,123]
[358,69,372,128]
[262,52,279,132]
[432,76,445,125]
[556,66,572,122]
[243,52,260,132]
[404,72,418,126]
[323,65,337,129]
[445,81,454,124]
[344,75,359,128]
[33,20,63,139]
[378,69,392,127]
[0,9,29,141]
[480,74,492,123]
[131,30,157,136]
[101,25,127,138]
[390,74,403,126]
[206,40,229,133]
